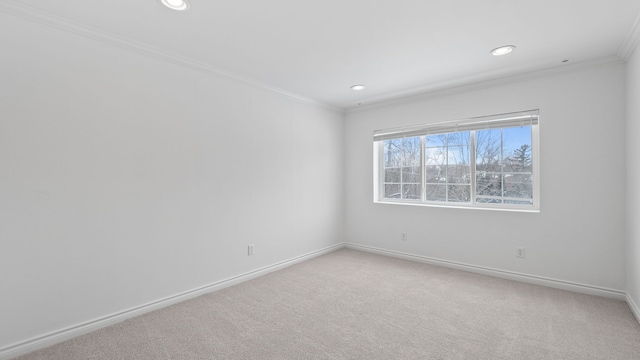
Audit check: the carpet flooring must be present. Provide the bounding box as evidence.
[13,248,640,359]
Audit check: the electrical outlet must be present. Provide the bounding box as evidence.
[516,247,525,258]
[248,245,254,256]
[401,233,407,241]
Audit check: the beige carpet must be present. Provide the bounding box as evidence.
[13,248,640,359]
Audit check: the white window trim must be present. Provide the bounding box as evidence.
[373,110,540,212]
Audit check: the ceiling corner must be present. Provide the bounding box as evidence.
[618,11,640,61]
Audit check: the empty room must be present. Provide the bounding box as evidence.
[2,0,640,359]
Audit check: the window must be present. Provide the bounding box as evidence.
[374,110,539,211]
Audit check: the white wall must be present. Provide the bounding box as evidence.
[0,13,344,352]
[345,63,627,294]
[627,46,640,317]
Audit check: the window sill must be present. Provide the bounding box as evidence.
[374,199,540,213]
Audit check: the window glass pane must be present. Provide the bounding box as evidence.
[384,137,420,167]
[447,145,470,184]
[425,145,445,182]
[448,185,470,202]
[384,184,401,198]
[425,147,446,166]
[383,139,401,167]
[476,129,502,172]
[400,137,421,166]
[504,174,532,199]
[425,133,471,204]
[476,173,502,196]
[474,126,533,205]
[402,166,420,183]
[476,197,502,204]
[402,184,421,200]
[448,145,469,165]
[425,164,443,177]
[447,165,470,183]
[385,168,401,183]
[425,184,446,201]
[425,168,445,183]
[447,131,470,146]
[426,134,447,148]
[503,126,532,173]
[383,137,421,200]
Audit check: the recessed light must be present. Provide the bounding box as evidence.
[350,84,365,91]
[490,45,516,56]
[160,0,190,11]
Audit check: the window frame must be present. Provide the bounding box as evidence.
[373,111,540,212]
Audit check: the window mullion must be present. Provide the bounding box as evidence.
[500,128,504,203]
[378,141,385,201]
[444,135,449,202]
[470,130,476,205]
[420,136,426,202]
[400,146,404,200]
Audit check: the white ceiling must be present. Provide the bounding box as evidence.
[3,0,640,110]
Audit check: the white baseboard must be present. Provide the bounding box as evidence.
[3,242,633,360]
[628,293,640,325]
[345,243,627,300]
[0,243,345,360]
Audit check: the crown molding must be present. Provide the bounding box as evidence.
[346,56,624,114]
[0,0,343,114]
[619,12,640,61]
[3,0,636,115]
